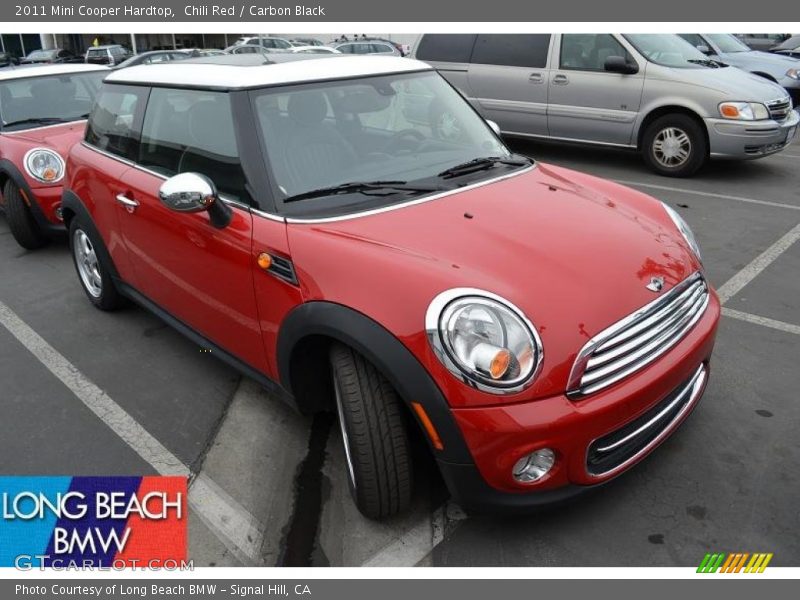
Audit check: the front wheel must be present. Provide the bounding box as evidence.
[329,343,413,519]
[641,114,707,177]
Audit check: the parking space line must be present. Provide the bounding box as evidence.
[715,222,800,304]
[613,179,800,212]
[361,513,437,567]
[0,299,265,565]
[722,308,800,336]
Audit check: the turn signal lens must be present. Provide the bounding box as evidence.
[256,253,272,270]
[489,348,511,380]
[720,104,740,118]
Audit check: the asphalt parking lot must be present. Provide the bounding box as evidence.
[1,137,798,568]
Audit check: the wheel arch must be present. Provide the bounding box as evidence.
[61,189,121,280]
[636,105,710,155]
[277,301,474,464]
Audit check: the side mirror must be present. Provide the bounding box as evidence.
[696,44,712,55]
[603,55,639,75]
[486,119,501,136]
[158,172,232,229]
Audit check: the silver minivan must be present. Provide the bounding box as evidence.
[413,34,799,176]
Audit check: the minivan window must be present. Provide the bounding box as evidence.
[138,87,246,202]
[624,34,713,68]
[85,85,142,160]
[706,34,750,53]
[416,34,477,63]
[471,34,551,69]
[560,34,631,71]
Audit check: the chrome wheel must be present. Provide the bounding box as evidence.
[652,127,692,168]
[73,228,102,298]
[333,372,356,490]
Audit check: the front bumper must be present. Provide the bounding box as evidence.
[706,109,799,159]
[439,291,720,512]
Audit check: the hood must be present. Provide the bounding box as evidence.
[3,121,86,157]
[288,164,702,395]
[718,50,800,78]
[650,62,788,99]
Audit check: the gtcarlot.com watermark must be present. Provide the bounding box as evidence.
[14,556,193,571]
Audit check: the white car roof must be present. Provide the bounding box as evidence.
[0,64,108,81]
[105,56,432,89]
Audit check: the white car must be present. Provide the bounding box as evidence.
[289,46,341,54]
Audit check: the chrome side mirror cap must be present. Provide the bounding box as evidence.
[158,172,231,228]
[486,119,501,136]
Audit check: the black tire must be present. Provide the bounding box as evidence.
[641,114,707,177]
[329,343,413,519]
[68,217,124,311]
[3,180,48,250]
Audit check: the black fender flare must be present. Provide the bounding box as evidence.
[0,159,57,231]
[277,301,474,464]
[61,189,120,280]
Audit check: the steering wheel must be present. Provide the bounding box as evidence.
[381,129,426,154]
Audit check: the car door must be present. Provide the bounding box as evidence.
[466,34,552,136]
[116,86,268,372]
[548,34,644,146]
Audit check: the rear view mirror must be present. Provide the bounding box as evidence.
[604,55,639,75]
[158,172,232,229]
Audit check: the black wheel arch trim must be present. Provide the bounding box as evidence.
[0,159,63,234]
[277,301,474,464]
[61,189,121,280]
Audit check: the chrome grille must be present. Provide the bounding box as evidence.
[567,272,709,398]
[766,98,792,121]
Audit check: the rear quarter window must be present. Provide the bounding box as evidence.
[416,34,477,63]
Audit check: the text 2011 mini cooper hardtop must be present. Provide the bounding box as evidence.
[0,64,107,249]
[63,54,720,517]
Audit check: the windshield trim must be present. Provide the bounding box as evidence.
[258,164,536,225]
[622,34,709,69]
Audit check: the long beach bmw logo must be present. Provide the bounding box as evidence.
[646,276,665,292]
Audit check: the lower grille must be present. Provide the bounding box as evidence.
[586,364,707,477]
[766,98,792,122]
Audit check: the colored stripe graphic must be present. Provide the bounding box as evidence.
[697,551,773,573]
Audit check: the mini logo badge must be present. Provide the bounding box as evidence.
[646,277,665,292]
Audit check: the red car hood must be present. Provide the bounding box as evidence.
[290,163,702,394]
[4,121,86,157]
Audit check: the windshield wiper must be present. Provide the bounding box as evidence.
[283,180,443,204]
[437,155,531,179]
[2,116,68,128]
[686,58,723,68]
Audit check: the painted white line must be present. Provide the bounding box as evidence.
[716,222,800,304]
[722,308,800,336]
[361,514,435,567]
[0,299,264,564]
[614,179,800,212]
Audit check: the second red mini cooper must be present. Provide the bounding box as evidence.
[0,64,107,249]
[63,54,720,518]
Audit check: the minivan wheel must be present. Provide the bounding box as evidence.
[3,180,48,250]
[69,217,123,311]
[329,343,413,519]
[642,114,707,177]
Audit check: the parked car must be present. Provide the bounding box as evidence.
[290,37,324,47]
[0,64,107,248]
[414,34,799,177]
[85,45,131,66]
[680,34,800,105]
[63,54,719,518]
[191,49,226,57]
[224,45,272,56]
[233,36,293,50]
[113,50,195,68]
[0,52,20,68]
[289,45,341,54]
[332,41,401,56]
[21,48,81,65]
[771,34,800,58]
[734,33,790,52]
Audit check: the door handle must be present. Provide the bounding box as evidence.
[552,74,569,85]
[529,72,544,84]
[115,193,139,213]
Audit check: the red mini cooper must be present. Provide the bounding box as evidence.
[63,54,720,518]
[0,64,107,249]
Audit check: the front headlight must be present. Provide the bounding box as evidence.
[425,289,543,394]
[786,68,800,81]
[718,101,770,120]
[662,203,702,264]
[24,148,65,184]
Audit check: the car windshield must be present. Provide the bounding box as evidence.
[27,49,57,60]
[707,34,751,53]
[253,70,517,218]
[624,34,712,68]
[0,71,106,131]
